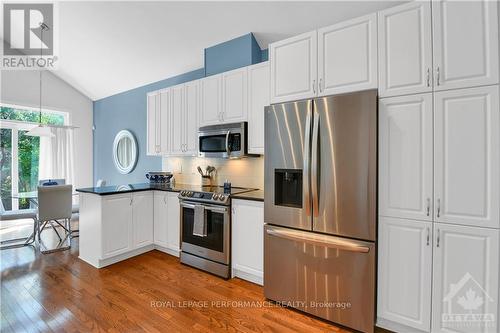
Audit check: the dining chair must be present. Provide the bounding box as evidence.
[0,200,37,250]
[39,179,66,186]
[37,185,73,253]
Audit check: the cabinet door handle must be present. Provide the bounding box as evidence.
[426,227,430,246]
[426,198,430,216]
[436,229,440,248]
[164,195,167,204]
[436,67,440,86]
[319,78,323,92]
[426,68,430,87]
[130,197,133,206]
[437,198,441,218]
[312,80,316,94]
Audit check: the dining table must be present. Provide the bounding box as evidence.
[11,191,79,253]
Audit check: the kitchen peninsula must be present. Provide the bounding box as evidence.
[76,183,264,284]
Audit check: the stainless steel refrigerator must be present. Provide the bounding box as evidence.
[264,90,377,333]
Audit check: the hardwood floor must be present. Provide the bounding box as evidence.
[1,237,387,333]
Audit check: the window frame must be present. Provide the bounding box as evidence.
[0,104,69,211]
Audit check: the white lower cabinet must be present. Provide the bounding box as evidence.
[153,191,180,256]
[97,192,153,267]
[432,224,499,333]
[132,191,154,248]
[378,217,432,332]
[231,199,264,285]
[378,218,500,333]
[101,194,134,259]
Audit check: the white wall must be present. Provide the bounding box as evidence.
[1,70,93,189]
[163,156,264,189]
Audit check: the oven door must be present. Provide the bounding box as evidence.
[180,201,230,264]
[198,130,243,158]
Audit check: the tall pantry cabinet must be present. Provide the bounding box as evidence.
[377,1,500,333]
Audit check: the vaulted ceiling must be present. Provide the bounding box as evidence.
[18,1,405,100]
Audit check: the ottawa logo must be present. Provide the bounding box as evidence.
[441,272,496,331]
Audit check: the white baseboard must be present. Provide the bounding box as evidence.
[81,245,155,268]
[233,265,263,286]
[376,317,427,333]
[154,244,180,257]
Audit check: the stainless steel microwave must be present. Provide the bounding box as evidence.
[198,122,249,158]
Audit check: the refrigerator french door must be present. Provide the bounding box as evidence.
[264,90,377,333]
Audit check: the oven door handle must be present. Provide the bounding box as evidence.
[266,227,370,253]
[180,201,228,213]
[225,130,231,157]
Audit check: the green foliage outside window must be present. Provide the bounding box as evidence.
[1,106,65,210]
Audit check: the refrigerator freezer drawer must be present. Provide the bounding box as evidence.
[264,225,376,333]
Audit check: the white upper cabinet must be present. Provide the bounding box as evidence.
[379,94,433,221]
[434,86,499,228]
[159,89,170,155]
[432,224,499,333]
[200,74,223,126]
[222,67,248,123]
[147,90,170,156]
[378,1,433,97]
[170,84,185,155]
[270,30,317,104]
[377,217,432,332]
[318,13,378,96]
[247,62,269,154]
[432,0,499,91]
[146,92,160,156]
[184,80,200,155]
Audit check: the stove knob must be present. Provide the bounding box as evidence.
[219,195,226,201]
[180,191,185,196]
[188,191,193,197]
[212,193,218,200]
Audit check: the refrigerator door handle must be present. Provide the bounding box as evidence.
[311,107,320,217]
[303,107,312,217]
[266,226,370,253]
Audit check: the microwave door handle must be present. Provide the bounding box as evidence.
[225,130,231,157]
[266,227,370,253]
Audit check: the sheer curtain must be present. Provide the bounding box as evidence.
[39,127,75,186]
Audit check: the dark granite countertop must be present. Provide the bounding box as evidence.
[76,183,198,195]
[232,189,264,202]
[77,183,265,201]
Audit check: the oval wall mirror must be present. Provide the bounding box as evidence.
[113,130,138,174]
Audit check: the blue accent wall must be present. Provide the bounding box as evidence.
[204,33,262,76]
[93,33,266,185]
[261,48,269,62]
[93,69,205,185]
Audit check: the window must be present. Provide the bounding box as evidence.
[0,105,67,211]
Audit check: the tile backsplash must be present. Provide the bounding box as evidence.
[162,156,264,189]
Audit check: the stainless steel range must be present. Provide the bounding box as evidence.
[178,186,254,278]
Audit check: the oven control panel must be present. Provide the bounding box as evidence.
[179,190,229,205]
